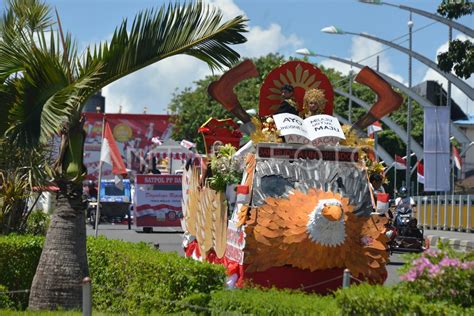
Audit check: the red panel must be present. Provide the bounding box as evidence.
[135,215,181,227]
[245,266,345,294]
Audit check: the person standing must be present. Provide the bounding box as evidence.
[275,84,299,116]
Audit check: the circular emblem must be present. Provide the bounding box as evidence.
[167,211,177,221]
[113,124,133,142]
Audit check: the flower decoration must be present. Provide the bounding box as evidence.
[208,144,243,192]
[249,116,282,144]
[198,127,210,134]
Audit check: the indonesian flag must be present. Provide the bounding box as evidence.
[452,145,462,170]
[180,139,196,150]
[417,161,425,184]
[376,193,390,214]
[367,121,383,138]
[394,154,407,170]
[100,122,127,189]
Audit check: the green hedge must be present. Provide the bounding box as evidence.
[87,237,226,314]
[335,284,471,316]
[206,288,338,315]
[0,235,226,314]
[1,235,472,315]
[0,235,44,309]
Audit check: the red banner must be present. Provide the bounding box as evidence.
[83,113,174,180]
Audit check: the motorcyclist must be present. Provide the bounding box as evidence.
[395,187,416,212]
[394,187,416,235]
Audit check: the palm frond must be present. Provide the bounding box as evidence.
[80,1,247,97]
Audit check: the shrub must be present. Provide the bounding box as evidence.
[335,284,468,316]
[87,237,226,314]
[0,235,44,309]
[207,288,339,315]
[397,243,474,307]
[0,285,14,309]
[24,211,50,236]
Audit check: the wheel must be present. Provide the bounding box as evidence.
[89,210,96,227]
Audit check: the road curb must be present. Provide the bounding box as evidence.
[426,235,474,252]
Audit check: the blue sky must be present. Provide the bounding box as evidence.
[5,0,473,114]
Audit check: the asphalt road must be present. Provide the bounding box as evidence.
[87,223,407,286]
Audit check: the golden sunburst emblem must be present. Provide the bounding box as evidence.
[259,61,334,116]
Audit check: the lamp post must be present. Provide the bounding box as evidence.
[406,15,413,196]
[319,25,473,100]
[358,0,473,37]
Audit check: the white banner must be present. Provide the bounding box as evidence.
[134,175,182,227]
[424,106,450,192]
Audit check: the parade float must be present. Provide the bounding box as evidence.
[181,60,403,293]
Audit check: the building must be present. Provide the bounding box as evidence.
[412,80,468,121]
[82,91,105,113]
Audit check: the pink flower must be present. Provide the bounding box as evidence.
[461,261,474,270]
[423,248,440,258]
[439,257,461,267]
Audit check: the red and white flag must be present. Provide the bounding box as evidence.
[452,145,462,170]
[417,161,424,184]
[367,121,383,138]
[376,193,390,214]
[100,122,127,188]
[394,154,407,170]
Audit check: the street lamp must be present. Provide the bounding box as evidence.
[320,25,474,100]
[358,0,473,37]
[294,49,471,147]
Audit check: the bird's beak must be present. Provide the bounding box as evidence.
[322,205,343,221]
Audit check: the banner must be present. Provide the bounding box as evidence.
[83,113,178,180]
[423,106,450,192]
[273,113,345,141]
[134,175,182,227]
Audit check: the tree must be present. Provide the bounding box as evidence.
[436,0,473,79]
[0,139,51,234]
[0,0,247,309]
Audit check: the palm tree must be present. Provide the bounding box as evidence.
[0,0,247,309]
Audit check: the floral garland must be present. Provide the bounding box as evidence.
[208,144,243,192]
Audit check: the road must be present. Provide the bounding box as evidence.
[87,223,407,286]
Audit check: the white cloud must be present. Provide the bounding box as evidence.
[239,23,302,58]
[422,34,473,114]
[102,0,303,114]
[320,36,405,84]
[103,55,210,114]
[207,0,245,20]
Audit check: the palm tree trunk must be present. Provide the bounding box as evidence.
[28,180,88,310]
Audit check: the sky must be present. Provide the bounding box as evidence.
[4,0,473,115]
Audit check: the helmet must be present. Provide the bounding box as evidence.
[399,187,408,197]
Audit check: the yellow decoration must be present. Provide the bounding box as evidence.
[302,88,327,118]
[113,124,133,142]
[249,116,282,144]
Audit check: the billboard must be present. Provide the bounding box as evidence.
[83,113,178,180]
[134,175,182,227]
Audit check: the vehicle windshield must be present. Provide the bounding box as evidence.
[104,185,125,196]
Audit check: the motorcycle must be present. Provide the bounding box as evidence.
[386,203,427,254]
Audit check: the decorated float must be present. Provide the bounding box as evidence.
[181,60,403,293]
